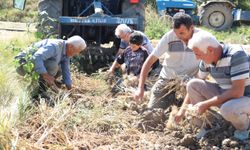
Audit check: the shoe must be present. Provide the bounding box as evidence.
[234,130,250,140]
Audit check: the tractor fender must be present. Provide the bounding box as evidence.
[200,1,235,10]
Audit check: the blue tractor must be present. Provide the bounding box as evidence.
[156,0,250,31]
[156,0,196,16]
[13,0,146,73]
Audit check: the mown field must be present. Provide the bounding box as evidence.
[0,0,250,149]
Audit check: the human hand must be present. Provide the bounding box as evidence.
[194,101,209,115]
[174,109,185,124]
[66,84,72,90]
[41,73,55,86]
[133,88,144,102]
[106,70,114,84]
[107,69,114,77]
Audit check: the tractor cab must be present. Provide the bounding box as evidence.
[13,0,26,10]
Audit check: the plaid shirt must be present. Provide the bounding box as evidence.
[116,46,148,76]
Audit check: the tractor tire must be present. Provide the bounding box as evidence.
[200,3,233,31]
[122,0,145,31]
[72,46,116,74]
[37,0,63,37]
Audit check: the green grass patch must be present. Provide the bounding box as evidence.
[0,31,37,148]
[201,25,250,44]
[0,0,38,22]
[145,5,170,40]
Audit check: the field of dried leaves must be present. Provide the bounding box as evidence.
[10,71,250,149]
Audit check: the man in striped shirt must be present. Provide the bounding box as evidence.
[175,31,250,140]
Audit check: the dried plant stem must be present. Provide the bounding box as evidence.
[35,109,71,146]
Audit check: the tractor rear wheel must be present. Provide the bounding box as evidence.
[200,3,233,31]
[37,0,62,37]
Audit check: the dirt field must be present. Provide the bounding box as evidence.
[14,73,250,149]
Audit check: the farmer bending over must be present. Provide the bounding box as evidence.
[32,35,86,92]
[175,31,250,140]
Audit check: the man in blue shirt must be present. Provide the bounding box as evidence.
[32,35,86,91]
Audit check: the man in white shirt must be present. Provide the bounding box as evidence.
[134,12,200,109]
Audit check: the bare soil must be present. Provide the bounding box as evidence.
[14,73,250,149]
[0,30,25,41]
[0,21,36,41]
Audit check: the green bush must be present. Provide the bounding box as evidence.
[237,0,250,11]
[202,25,250,44]
[0,32,37,145]
[145,5,170,40]
[0,0,11,9]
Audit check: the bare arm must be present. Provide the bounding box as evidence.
[116,48,125,56]
[138,54,158,89]
[134,54,158,101]
[175,93,191,123]
[108,60,121,75]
